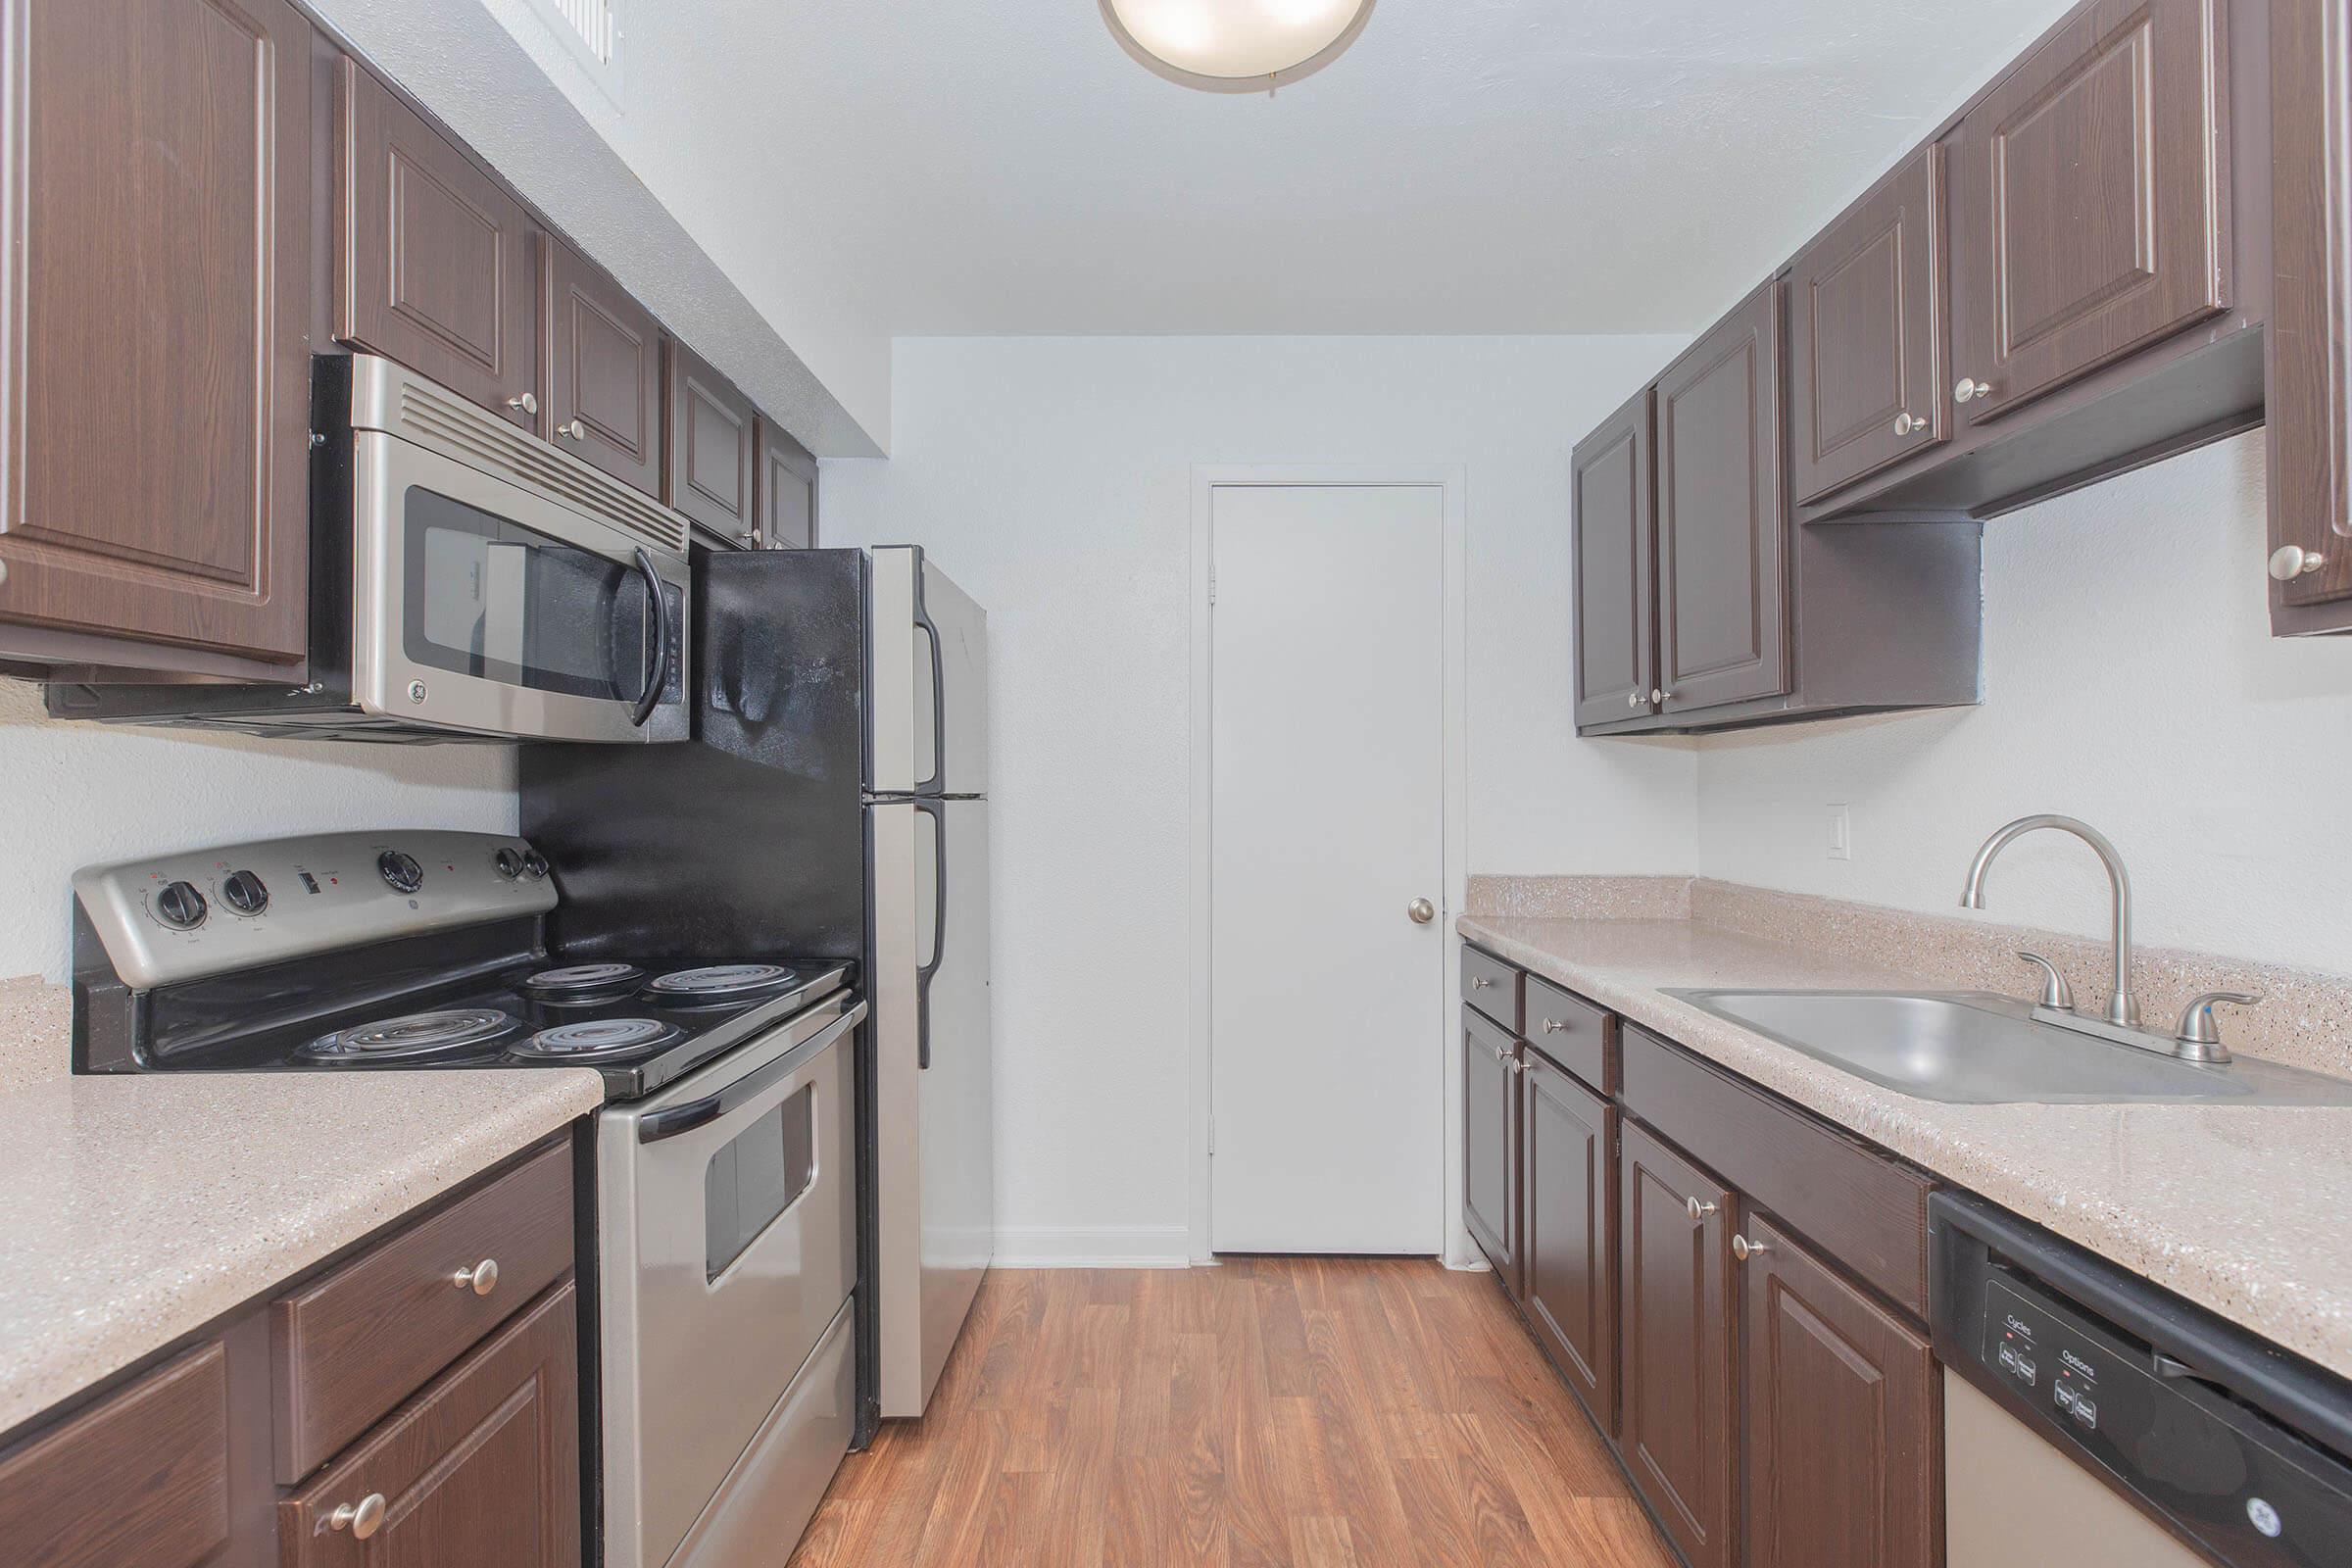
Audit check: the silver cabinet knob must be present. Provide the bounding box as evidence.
[1954,377,1993,403]
[1627,691,1642,710]
[1407,898,1436,924]
[506,391,539,416]
[741,528,765,548]
[2270,545,2327,581]
[1541,1017,1567,1034]
[1732,1234,1771,1262]
[1684,1196,1718,1221]
[1470,975,1494,990]
[330,1494,388,1539]
[556,417,586,440]
[1651,688,1667,703]
[453,1257,499,1297]
[1893,412,1923,436]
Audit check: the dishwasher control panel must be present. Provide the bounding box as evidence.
[1934,1192,2352,1568]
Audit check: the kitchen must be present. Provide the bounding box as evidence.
[5,1,2352,1566]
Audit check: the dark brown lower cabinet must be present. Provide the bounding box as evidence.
[1462,1004,1520,1285]
[1618,1117,1736,1568]
[1520,1050,1615,1434]
[1739,1212,1937,1568]
[280,1281,580,1568]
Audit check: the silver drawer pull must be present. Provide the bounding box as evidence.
[452,1257,500,1297]
[1733,1234,1771,1262]
[330,1494,387,1538]
[1541,1018,1567,1034]
[1470,975,1494,989]
[1685,1196,1718,1221]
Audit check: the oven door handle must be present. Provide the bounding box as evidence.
[630,546,673,729]
[638,1004,864,1144]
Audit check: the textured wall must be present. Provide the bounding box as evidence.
[819,334,1699,1262]
[0,682,515,982]
[1695,431,2352,974]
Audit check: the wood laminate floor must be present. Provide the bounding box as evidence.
[785,1256,1677,1567]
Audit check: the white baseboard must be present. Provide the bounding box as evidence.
[990,1225,1193,1269]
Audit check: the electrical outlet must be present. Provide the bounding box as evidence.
[1827,804,1851,861]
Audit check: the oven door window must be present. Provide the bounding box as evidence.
[704,1084,817,1281]
[402,486,677,702]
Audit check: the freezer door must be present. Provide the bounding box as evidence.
[869,545,988,797]
[870,797,995,1416]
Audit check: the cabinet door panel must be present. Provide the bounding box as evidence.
[666,340,758,543]
[1618,1118,1734,1568]
[758,417,817,550]
[1740,1213,1937,1568]
[1522,1054,1615,1434]
[1571,386,1655,727]
[1952,0,2229,423]
[545,239,662,497]
[1462,1006,1519,1285]
[279,1282,580,1568]
[1656,282,1788,715]
[1791,145,1947,502]
[0,0,313,669]
[335,60,537,424]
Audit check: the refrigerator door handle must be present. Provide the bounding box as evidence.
[911,560,948,797]
[912,798,947,1070]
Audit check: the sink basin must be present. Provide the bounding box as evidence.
[1663,989,2352,1105]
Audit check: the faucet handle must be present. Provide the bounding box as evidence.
[2175,991,2260,1060]
[2016,952,2076,1012]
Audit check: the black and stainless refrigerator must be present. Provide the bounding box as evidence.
[521,542,995,1433]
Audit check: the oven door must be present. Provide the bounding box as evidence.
[599,998,862,1568]
[350,425,690,743]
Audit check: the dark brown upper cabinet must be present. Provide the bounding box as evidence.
[665,340,759,543]
[1521,1050,1616,1435]
[0,0,315,681]
[1618,1116,1736,1568]
[758,417,819,550]
[1790,145,1948,503]
[1950,0,2230,427]
[1462,1006,1520,1287]
[335,60,539,428]
[1570,387,1656,728]
[1739,1212,1937,1568]
[543,238,663,497]
[1656,280,1788,717]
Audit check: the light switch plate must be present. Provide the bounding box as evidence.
[1827,804,1851,860]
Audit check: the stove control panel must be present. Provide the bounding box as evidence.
[74,831,559,990]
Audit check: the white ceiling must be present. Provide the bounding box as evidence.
[579,0,2072,340]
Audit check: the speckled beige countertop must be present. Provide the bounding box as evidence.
[0,980,605,1436]
[1459,910,2352,1384]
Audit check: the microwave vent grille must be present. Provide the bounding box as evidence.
[392,383,689,556]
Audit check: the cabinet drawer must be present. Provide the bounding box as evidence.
[1461,945,1522,1032]
[272,1141,573,1481]
[0,1344,228,1568]
[1621,1024,1933,1316]
[1523,974,1612,1092]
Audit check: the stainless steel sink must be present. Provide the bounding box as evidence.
[1663,989,2352,1105]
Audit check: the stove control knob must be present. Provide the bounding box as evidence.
[493,848,525,880]
[220,869,269,914]
[520,850,550,880]
[377,851,424,894]
[153,880,208,929]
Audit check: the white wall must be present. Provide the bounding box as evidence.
[1696,430,2352,975]
[0,682,515,983]
[820,334,1698,1261]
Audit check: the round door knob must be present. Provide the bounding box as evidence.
[1685,1196,1718,1221]
[1954,376,1993,403]
[1733,1234,1771,1262]
[330,1493,388,1539]
[1407,898,1435,924]
[453,1257,499,1296]
[556,417,586,440]
[2270,545,2327,581]
[506,391,539,416]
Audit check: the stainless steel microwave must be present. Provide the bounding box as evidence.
[46,355,691,744]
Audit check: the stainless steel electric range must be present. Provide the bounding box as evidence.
[69,827,865,1568]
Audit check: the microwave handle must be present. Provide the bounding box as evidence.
[630,547,673,728]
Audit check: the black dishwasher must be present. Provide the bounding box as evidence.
[1931,1191,2352,1567]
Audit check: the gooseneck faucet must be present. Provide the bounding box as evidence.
[1959,814,2139,1028]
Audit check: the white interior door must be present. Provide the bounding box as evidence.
[1209,483,1446,1253]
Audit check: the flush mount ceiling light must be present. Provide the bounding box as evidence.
[1102,0,1376,92]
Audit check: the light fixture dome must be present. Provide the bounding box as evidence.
[1103,0,1374,90]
